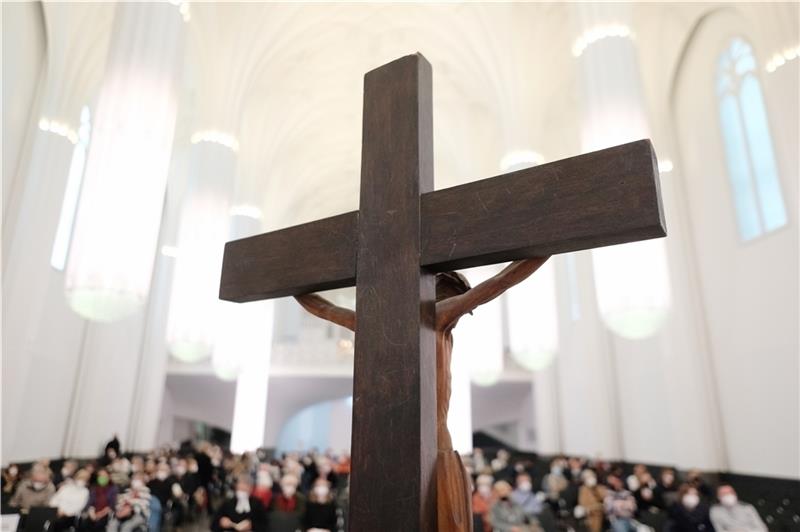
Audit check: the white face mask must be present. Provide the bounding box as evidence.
[131,479,144,490]
[61,468,70,477]
[478,485,492,497]
[282,485,296,497]
[32,481,46,490]
[156,471,168,481]
[257,472,272,487]
[683,493,700,509]
[313,486,330,498]
[720,493,737,507]
[584,477,597,487]
[627,477,641,491]
[551,466,562,475]
[518,481,532,492]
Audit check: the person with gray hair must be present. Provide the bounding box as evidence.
[710,484,767,532]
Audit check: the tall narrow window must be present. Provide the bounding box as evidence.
[717,38,786,241]
[51,106,91,271]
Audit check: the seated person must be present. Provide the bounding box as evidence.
[81,468,118,532]
[269,474,306,532]
[510,473,543,521]
[578,470,607,532]
[49,469,90,531]
[472,474,494,532]
[251,465,273,509]
[211,474,267,532]
[709,484,767,532]
[54,460,79,487]
[490,480,536,532]
[667,485,714,532]
[604,475,637,532]
[304,478,337,532]
[107,473,151,532]
[541,459,568,512]
[1,464,22,514]
[9,464,56,517]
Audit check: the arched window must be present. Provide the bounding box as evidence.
[51,105,91,270]
[716,38,786,241]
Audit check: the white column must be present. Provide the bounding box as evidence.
[226,213,276,453]
[229,299,275,453]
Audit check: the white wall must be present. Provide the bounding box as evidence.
[1,2,46,218]
[672,6,799,478]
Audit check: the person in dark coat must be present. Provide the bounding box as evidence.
[211,475,267,532]
[270,474,306,532]
[667,485,715,532]
[304,478,337,531]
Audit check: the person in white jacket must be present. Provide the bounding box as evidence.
[50,469,90,531]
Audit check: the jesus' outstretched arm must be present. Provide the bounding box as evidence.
[436,257,549,329]
[294,293,356,332]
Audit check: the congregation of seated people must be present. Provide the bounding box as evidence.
[464,449,771,532]
[0,436,778,532]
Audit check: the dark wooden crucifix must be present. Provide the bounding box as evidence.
[219,53,665,531]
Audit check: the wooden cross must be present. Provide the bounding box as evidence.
[219,53,665,531]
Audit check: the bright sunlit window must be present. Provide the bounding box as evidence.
[717,38,786,241]
[51,106,91,271]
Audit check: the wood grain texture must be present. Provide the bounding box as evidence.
[219,140,664,302]
[348,53,438,532]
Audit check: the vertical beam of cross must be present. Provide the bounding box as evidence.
[349,54,437,531]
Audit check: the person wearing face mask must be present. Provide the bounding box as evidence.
[603,474,638,532]
[710,484,766,532]
[667,485,714,532]
[511,473,543,522]
[541,459,569,513]
[1,464,22,513]
[578,470,607,532]
[107,473,151,532]
[490,480,533,532]
[53,460,79,487]
[211,474,267,532]
[147,462,175,510]
[472,473,494,532]
[81,468,118,532]
[269,474,306,532]
[9,464,56,520]
[252,466,274,508]
[49,469,90,531]
[655,468,679,509]
[304,478,337,531]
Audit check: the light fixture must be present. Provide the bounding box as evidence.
[592,239,671,339]
[765,44,800,73]
[506,260,559,371]
[572,24,633,58]
[575,3,672,340]
[38,118,78,144]
[160,245,179,258]
[500,150,545,172]
[190,130,240,152]
[64,3,183,322]
[658,159,674,173]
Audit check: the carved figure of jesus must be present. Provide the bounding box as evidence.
[295,257,549,531]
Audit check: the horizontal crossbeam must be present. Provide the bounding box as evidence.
[220,139,665,302]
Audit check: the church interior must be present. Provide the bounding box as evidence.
[2,2,798,532]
